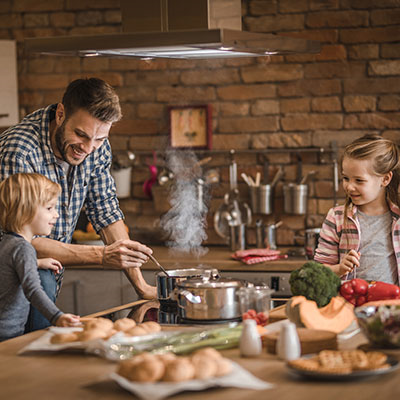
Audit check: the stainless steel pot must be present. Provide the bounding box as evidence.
[156,268,218,302]
[175,275,244,320]
[283,183,308,215]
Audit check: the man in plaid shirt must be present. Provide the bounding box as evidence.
[0,78,156,332]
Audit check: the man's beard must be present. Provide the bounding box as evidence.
[55,121,69,163]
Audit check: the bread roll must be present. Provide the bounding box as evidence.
[114,318,136,332]
[192,347,222,360]
[83,317,113,332]
[140,321,161,333]
[157,353,177,365]
[125,326,148,336]
[117,353,165,382]
[50,332,79,344]
[214,357,233,377]
[78,328,109,342]
[191,354,218,379]
[161,357,195,382]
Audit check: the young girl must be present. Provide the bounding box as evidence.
[314,134,400,285]
[0,173,80,342]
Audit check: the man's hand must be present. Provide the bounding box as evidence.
[37,258,63,274]
[102,239,153,269]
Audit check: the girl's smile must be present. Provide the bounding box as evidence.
[342,156,392,215]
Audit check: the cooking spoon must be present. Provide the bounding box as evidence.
[149,254,171,277]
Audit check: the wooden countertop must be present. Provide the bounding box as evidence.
[1,307,400,400]
[66,246,306,272]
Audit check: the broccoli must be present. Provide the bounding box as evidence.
[289,261,341,308]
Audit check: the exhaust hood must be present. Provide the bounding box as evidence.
[24,0,320,60]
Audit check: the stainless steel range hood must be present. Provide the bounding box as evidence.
[24,0,320,59]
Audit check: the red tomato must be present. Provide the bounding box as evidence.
[247,309,257,318]
[242,312,251,320]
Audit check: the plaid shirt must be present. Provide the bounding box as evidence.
[314,202,400,282]
[0,104,124,244]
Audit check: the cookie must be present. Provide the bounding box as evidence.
[288,358,320,372]
[340,350,369,370]
[318,350,351,369]
[366,351,388,368]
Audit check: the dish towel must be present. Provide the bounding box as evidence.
[232,248,288,265]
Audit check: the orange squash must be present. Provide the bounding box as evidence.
[287,296,355,334]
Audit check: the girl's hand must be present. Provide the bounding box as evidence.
[37,258,62,274]
[337,250,360,277]
[56,314,81,327]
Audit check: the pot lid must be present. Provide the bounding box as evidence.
[177,276,243,289]
[156,268,219,278]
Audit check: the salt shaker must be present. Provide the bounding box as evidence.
[240,319,262,357]
[276,321,301,361]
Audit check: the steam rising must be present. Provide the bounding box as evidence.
[160,150,209,256]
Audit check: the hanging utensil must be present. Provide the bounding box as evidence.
[300,170,316,185]
[229,150,238,190]
[296,154,302,184]
[271,166,284,187]
[263,157,270,184]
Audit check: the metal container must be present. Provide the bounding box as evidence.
[304,228,321,260]
[229,222,247,251]
[175,275,244,320]
[249,184,273,215]
[156,268,217,302]
[283,183,308,215]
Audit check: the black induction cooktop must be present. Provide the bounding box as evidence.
[98,300,241,326]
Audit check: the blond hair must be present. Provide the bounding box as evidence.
[0,173,61,233]
[342,134,400,222]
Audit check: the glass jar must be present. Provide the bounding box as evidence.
[237,286,274,326]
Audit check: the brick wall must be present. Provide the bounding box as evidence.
[2,0,400,248]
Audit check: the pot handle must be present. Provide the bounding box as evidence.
[177,289,202,304]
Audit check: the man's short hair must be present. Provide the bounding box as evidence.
[62,78,122,123]
[0,173,61,233]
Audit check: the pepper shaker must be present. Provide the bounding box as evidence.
[276,321,301,361]
[240,319,262,357]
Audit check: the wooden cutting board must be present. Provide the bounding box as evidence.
[268,304,287,323]
[264,327,337,355]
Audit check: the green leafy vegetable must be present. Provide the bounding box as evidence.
[289,261,341,307]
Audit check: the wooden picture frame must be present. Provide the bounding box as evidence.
[169,105,212,149]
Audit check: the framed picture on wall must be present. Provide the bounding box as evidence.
[169,105,212,149]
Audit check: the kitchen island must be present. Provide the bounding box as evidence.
[1,300,399,400]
